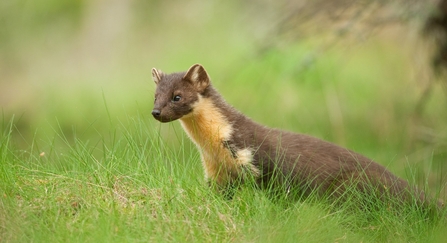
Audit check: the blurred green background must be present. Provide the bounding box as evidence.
[1,0,446,191]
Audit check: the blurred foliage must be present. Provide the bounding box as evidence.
[0,0,83,54]
[424,0,447,73]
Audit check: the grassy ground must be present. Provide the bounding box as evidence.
[1,113,447,243]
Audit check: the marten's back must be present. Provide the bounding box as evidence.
[226,116,420,203]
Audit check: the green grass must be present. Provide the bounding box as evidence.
[1,114,447,243]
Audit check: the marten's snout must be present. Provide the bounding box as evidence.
[152,109,161,117]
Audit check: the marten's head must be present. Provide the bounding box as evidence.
[151,64,210,122]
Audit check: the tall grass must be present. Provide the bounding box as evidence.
[1,114,446,243]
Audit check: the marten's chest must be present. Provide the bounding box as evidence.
[179,98,258,183]
[179,109,237,182]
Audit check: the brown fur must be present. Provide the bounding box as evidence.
[151,64,441,209]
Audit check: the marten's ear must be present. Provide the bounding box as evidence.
[151,68,163,85]
[183,64,210,92]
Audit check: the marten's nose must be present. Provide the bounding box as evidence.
[152,109,161,117]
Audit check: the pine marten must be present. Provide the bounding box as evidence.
[151,63,442,210]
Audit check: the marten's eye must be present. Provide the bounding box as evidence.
[172,95,181,102]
